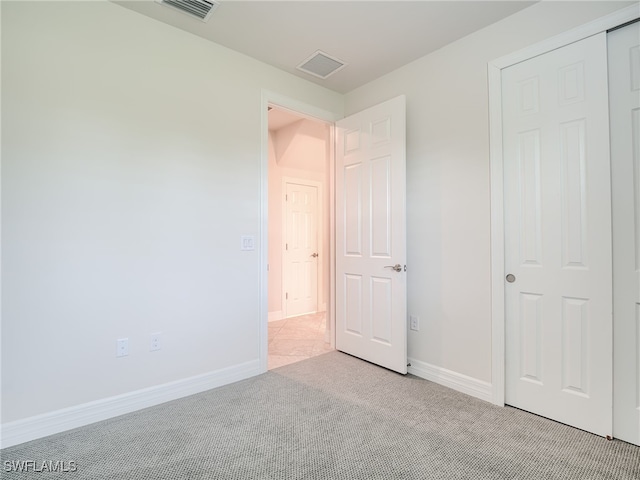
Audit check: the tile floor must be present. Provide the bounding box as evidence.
[268,311,333,370]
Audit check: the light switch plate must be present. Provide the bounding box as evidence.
[240,235,255,251]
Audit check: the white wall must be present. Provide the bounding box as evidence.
[275,120,329,173]
[344,1,635,383]
[1,1,342,426]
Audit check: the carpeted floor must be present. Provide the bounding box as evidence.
[1,351,639,479]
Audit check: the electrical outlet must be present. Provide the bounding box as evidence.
[150,332,162,352]
[116,338,129,357]
[409,315,419,331]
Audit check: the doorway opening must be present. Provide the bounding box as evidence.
[266,105,333,369]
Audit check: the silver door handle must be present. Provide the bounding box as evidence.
[310,253,318,258]
[384,264,402,272]
[506,274,516,283]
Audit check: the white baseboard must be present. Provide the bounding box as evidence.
[268,311,283,322]
[0,359,261,449]
[407,357,493,404]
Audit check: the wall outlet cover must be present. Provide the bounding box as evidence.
[116,338,129,357]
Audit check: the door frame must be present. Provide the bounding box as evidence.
[260,90,340,372]
[281,177,324,319]
[488,4,639,406]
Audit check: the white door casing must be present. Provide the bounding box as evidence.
[610,20,640,446]
[502,33,613,436]
[335,95,407,374]
[283,181,319,318]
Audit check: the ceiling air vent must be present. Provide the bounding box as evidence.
[157,0,220,22]
[296,51,347,79]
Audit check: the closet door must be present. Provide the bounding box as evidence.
[610,20,640,447]
[503,32,613,437]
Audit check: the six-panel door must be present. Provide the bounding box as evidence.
[335,96,407,374]
[502,33,613,436]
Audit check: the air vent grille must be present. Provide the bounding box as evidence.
[157,0,219,22]
[297,51,347,79]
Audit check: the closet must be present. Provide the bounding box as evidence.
[496,16,639,445]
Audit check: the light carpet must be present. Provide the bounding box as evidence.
[1,351,638,479]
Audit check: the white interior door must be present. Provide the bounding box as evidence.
[283,181,319,317]
[335,95,407,374]
[610,21,640,446]
[503,33,613,436]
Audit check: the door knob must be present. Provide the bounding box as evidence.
[310,253,318,258]
[385,264,403,272]
[506,274,516,283]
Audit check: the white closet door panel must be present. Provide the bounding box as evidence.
[503,33,612,437]
[610,21,640,446]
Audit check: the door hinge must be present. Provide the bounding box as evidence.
[286,292,288,300]
[285,194,288,201]
[286,243,288,251]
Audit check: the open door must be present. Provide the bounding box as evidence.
[335,95,407,374]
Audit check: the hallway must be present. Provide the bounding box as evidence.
[268,312,333,369]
